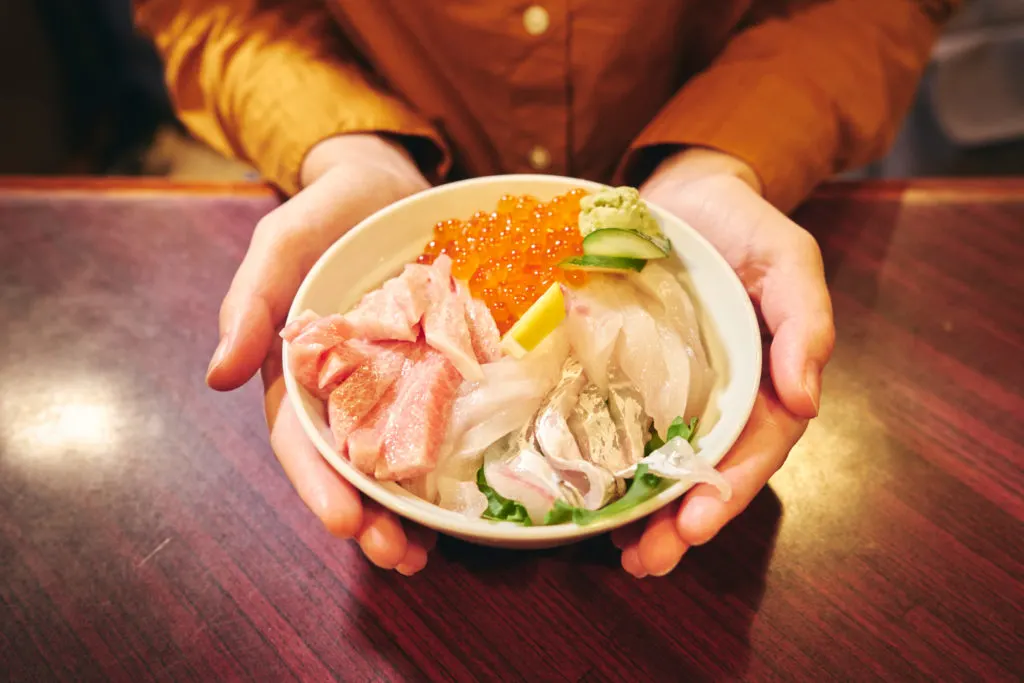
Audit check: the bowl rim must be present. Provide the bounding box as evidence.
[283,173,761,543]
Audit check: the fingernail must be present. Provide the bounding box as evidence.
[207,333,231,382]
[803,366,821,416]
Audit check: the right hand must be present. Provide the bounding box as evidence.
[206,134,436,574]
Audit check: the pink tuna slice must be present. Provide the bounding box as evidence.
[280,309,320,342]
[457,283,503,363]
[391,265,431,324]
[346,342,426,475]
[376,347,463,481]
[318,343,369,394]
[343,289,417,342]
[327,343,411,448]
[422,256,483,381]
[284,314,355,394]
[341,265,432,342]
[346,383,398,475]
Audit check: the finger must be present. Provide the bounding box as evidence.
[760,231,835,418]
[637,505,689,577]
[206,217,313,391]
[610,521,643,550]
[404,522,439,553]
[395,523,436,575]
[676,388,807,547]
[268,390,364,539]
[356,503,409,570]
[396,545,429,576]
[621,546,647,579]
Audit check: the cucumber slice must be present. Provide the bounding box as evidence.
[582,228,670,260]
[559,255,647,273]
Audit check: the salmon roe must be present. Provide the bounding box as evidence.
[416,189,590,333]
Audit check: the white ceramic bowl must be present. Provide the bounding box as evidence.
[284,175,761,549]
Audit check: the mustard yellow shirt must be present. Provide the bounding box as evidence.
[134,0,958,210]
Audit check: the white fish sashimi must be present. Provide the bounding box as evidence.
[400,471,438,504]
[483,436,567,525]
[607,372,649,467]
[563,285,622,393]
[437,478,489,519]
[570,384,630,475]
[654,318,691,424]
[533,360,617,510]
[435,327,570,485]
[630,263,714,419]
[615,437,732,501]
[608,286,673,435]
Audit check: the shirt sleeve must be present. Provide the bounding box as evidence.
[620,0,962,212]
[133,0,449,195]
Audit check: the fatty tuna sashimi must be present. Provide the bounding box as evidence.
[422,256,483,381]
[342,264,432,341]
[377,348,463,481]
[631,263,713,418]
[459,287,503,363]
[318,344,368,393]
[327,343,410,449]
[283,314,355,394]
[346,382,397,475]
[280,309,320,342]
[563,286,622,393]
[389,265,432,326]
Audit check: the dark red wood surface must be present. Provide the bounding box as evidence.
[1,178,1022,682]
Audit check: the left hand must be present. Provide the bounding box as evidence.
[612,148,835,577]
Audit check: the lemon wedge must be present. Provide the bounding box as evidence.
[500,282,566,359]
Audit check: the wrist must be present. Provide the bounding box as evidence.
[299,133,427,190]
[641,147,763,198]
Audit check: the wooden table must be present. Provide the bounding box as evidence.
[1,178,1021,682]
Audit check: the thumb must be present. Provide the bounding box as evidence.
[205,158,428,391]
[760,233,835,418]
[206,185,334,390]
[206,229,304,391]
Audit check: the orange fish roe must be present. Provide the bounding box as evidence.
[417,189,590,333]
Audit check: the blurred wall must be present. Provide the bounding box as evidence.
[0,1,69,173]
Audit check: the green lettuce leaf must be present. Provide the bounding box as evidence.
[569,464,671,525]
[644,416,698,455]
[476,467,532,525]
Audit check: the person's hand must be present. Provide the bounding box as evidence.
[206,134,437,574]
[612,148,835,577]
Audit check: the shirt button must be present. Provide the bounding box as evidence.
[528,146,552,171]
[522,6,550,36]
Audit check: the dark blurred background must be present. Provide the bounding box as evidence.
[1,0,1021,183]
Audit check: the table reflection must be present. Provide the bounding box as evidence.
[2,373,125,468]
